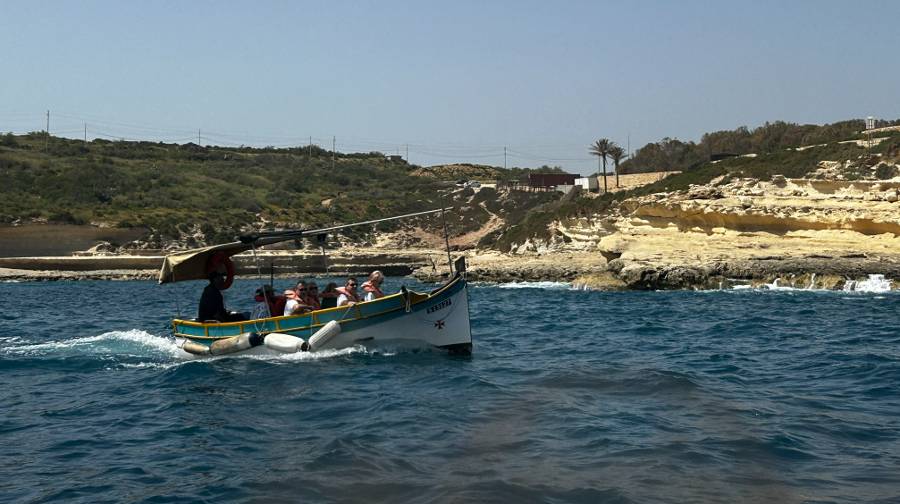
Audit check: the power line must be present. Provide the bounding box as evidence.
[2,109,613,171]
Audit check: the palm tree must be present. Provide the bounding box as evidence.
[608,143,627,188]
[589,138,611,193]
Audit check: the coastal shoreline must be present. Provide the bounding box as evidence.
[0,249,446,283]
[3,249,897,291]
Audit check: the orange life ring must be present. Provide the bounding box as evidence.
[206,251,235,290]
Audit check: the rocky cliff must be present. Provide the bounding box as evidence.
[506,154,900,289]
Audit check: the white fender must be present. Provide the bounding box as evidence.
[182,341,211,356]
[308,320,341,351]
[264,332,308,353]
[209,332,264,356]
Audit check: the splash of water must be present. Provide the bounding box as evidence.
[731,273,895,293]
[1,328,389,368]
[1,329,183,359]
[843,274,892,293]
[763,278,797,291]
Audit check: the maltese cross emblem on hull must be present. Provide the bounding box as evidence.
[434,320,445,330]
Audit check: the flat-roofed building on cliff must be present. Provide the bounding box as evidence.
[512,172,578,192]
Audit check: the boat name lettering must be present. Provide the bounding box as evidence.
[427,299,452,313]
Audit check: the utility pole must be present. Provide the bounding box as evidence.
[405,144,409,163]
[308,135,312,160]
[45,110,50,151]
[198,128,201,146]
[84,122,87,145]
[504,146,507,169]
[332,135,336,170]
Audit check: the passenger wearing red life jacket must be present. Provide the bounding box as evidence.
[336,277,361,307]
[254,285,285,318]
[361,270,385,302]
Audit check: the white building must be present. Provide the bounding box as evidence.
[575,177,598,191]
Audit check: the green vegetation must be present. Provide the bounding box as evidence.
[0,133,562,247]
[3,117,896,253]
[413,163,570,184]
[608,144,626,188]
[621,119,900,174]
[588,138,612,193]
[0,134,457,244]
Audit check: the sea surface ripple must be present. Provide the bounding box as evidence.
[1,279,899,503]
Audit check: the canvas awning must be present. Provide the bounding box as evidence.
[157,236,286,284]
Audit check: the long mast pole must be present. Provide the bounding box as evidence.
[244,207,452,243]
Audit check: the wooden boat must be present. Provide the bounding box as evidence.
[158,210,473,356]
[171,260,472,356]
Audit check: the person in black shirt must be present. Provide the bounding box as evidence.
[198,272,246,322]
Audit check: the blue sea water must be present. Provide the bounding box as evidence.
[1,278,899,504]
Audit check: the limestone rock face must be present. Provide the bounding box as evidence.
[528,161,900,289]
[687,185,723,200]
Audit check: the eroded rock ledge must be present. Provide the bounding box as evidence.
[422,173,900,290]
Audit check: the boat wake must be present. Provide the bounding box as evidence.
[1,329,182,360]
[0,329,392,368]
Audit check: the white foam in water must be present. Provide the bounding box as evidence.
[843,274,892,293]
[730,274,829,292]
[253,345,367,362]
[2,329,183,359]
[118,345,369,370]
[763,278,798,291]
[496,281,572,290]
[730,273,895,293]
[2,326,390,367]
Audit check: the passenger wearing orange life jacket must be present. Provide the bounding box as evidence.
[336,277,361,307]
[361,270,385,302]
[284,281,313,316]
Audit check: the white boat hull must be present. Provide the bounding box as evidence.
[173,273,472,356]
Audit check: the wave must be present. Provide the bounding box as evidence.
[730,274,895,293]
[1,329,182,360]
[1,329,392,368]
[843,274,892,293]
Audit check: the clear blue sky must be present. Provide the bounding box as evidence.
[2,1,898,175]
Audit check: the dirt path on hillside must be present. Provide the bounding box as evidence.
[449,202,503,248]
